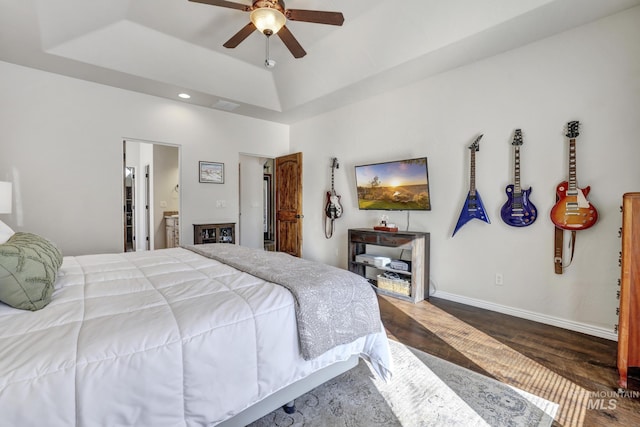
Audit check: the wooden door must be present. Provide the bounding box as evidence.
[275,152,303,257]
[618,192,640,389]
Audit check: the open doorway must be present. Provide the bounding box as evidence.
[123,140,180,252]
[263,159,275,251]
[124,166,136,251]
[239,154,275,250]
[238,153,302,255]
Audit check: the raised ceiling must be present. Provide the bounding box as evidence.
[1,0,638,123]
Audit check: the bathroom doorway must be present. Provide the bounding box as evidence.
[123,140,180,252]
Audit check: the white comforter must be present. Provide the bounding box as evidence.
[0,248,391,426]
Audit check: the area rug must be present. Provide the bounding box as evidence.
[249,340,558,426]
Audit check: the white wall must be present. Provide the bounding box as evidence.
[290,7,640,338]
[0,61,289,255]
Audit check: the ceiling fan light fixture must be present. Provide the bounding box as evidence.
[250,8,286,35]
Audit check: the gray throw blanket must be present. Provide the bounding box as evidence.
[184,244,382,360]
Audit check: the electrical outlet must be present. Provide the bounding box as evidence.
[495,273,504,286]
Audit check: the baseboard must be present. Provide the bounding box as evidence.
[432,290,618,342]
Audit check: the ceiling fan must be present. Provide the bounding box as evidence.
[188,0,345,59]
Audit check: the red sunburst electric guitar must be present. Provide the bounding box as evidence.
[550,121,598,230]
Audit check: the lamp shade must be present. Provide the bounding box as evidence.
[0,181,12,214]
[250,7,286,35]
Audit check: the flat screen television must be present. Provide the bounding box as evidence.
[355,157,431,210]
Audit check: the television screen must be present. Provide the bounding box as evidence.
[355,157,431,210]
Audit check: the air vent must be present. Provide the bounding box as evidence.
[212,100,240,112]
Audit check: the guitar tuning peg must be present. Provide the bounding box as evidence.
[617,290,621,299]
[618,227,622,238]
[614,324,619,333]
[616,307,620,315]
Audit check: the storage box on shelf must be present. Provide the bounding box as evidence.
[348,228,429,303]
[377,273,411,296]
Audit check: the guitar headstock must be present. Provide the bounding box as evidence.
[330,157,339,169]
[566,121,580,139]
[512,129,523,146]
[468,134,483,151]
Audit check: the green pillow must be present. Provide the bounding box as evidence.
[0,232,63,311]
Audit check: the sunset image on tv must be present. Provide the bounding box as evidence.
[355,158,431,210]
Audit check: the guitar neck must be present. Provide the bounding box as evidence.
[330,158,338,193]
[513,145,521,194]
[568,137,577,193]
[469,149,476,196]
[330,168,335,193]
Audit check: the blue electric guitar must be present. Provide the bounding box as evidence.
[500,129,537,227]
[453,135,490,236]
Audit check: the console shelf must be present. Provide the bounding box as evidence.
[348,228,429,303]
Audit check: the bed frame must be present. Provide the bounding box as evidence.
[217,355,359,426]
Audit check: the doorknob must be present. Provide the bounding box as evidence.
[295,214,304,219]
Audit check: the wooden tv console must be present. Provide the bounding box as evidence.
[348,228,429,303]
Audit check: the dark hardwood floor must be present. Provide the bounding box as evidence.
[378,295,640,427]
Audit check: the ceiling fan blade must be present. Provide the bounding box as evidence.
[188,0,249,11]
[223,22,256,48]
[286,9,344,26]
[277,26,306,58]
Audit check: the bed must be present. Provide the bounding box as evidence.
[0,236,392,426]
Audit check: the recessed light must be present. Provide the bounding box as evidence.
[178,93,191,99]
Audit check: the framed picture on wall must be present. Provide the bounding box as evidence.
[199,161,224,184]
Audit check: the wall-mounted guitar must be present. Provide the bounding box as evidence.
[325,157,342,238]
[500,129,537,227]
[453,135,490,236]
[550,121,598,230]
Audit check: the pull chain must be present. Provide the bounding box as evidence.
[264,35,275,68]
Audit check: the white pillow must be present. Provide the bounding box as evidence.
[0,220,15,244]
